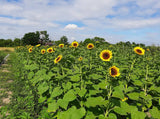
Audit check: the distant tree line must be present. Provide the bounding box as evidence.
[0,30,146,47]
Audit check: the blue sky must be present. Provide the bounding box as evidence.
[0,0,160,45]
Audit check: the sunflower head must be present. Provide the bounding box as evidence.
[29,48,32,53]
[54,55,62,64]
[78,57,83,61]
[36,44,41,47]
[87,43,94,49]
[109,66,120,78]
[146,48,150,51]
[71,41,79,48]
[69,46,72,48]
[100,50,112,61]
[41,49,46,54]
[47,48,53,53]
[59,44,64,48]
[134,47,145,55]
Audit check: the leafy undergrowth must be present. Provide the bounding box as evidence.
[5,44,160,119]
[0,54,14,118]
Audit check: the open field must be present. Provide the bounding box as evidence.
[0,43,160,119]
[0,47,15,53]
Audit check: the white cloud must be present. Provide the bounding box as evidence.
[64,24,84,30]
[107,18,160,29]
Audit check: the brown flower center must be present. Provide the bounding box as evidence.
[102,52,110,59]
[73,43,77,47]
[111,68,117,75]
[56,57,61,62]
[136,49,142,53]
[49,49,52,52]
[89,45,93,48]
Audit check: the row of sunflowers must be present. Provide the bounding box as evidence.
[11,41,160,119]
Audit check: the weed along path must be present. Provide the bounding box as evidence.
[0,54,13,118]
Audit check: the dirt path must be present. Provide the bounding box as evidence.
[0,54,13,118]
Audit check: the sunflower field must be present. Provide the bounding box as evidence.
[7,42,160,119]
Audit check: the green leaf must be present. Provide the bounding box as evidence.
[47,101,58,113]
[62,82,72,91]
[63,89,76,102]
[70,75,80,82]
[125,87,134,93]
[88,90,99,96]
[99,114,105,119]
[38,96,46,103]
[98,80,107,89]
[149,106,160,119]
[85,96,105,107]
[108,113,117,119]
[127,92,139,100]
[51,87,63,98]
[149,85,160,93]
[85,111,96,119]
[112,86,124,99]
[58,106,86,119]
[25,64,38,71]
[89,74,103,80]
[139,92,152,100]
[133,80,143,86]
[113,102,129,115]
[78,88,87,97]
[37,82,49,95]
[57,99,68,110]
[131,111,146,119]
[28,71,34,79]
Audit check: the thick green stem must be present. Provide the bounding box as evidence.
[80,64,83,89]
[144,65,148,96]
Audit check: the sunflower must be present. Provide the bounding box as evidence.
[41,49,46,54]
[100,50,112,61]
[134,47,145,55]
[36,44,41,47]
[87,43,94,49]
[47,48,53,53]
[69,46,72,48]
[146,48,150,51]
[59,44,64,48]
[109,66,120,78]
[71,41,79,48]
[78,57,83,61]
[29,48,32,53]
[54,55,62,64]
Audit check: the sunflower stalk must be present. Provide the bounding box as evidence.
[144,64,148,96]
[80,63,83,89]
[89,50,92,70]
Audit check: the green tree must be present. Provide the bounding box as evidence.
[60,36,68,45]
[83,38,94,45]
[14,38,21,46]
[22,32,39,45]
[92,37,105,42]
[0,39,5,47]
